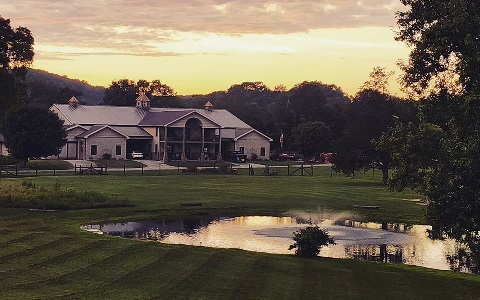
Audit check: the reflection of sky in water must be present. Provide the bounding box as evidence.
[82,216,462,272]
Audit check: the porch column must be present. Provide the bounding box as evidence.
[163,126,168,162]
[201,127,205,162]
[182,126,186,161]
[217,128,222,161]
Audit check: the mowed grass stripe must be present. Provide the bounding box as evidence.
[230,255,273,300]
[0,236,75,272]
[0,231,40,246]
[77,245,212,299]
[160,249,263,299]
[4,239,128,290]
[33,242,174,300]
[0,232,60,260]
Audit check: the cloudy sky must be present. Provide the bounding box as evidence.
[2,0,410,96]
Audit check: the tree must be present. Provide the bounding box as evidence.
[378,92,480,254]
[287,81,348,124]
[292,121,333,158]
[396,0,480,95]
[149,79,176,97]
[289,224,335,258]
[332,89,417,184]
[360,67,394,94]
[103,79,176,106]
[2,106,66,163]
[377,2,480,263]
[0,16,34,120]
[103,79,137,106]
[27,80,83,108]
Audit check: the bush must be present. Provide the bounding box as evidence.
[28,160,73,170]
[102,153,112,160]
[0,156,19,166]
[289,224,335,257]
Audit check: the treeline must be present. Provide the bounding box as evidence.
[101,70,418,183]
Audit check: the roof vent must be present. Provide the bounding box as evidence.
[204,101,213,111]
[68,96,80,107]
[135,92,151,109]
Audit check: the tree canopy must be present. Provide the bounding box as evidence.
[3,106,66,162]
[331,67,418,183]
[103,79,177,107]
[396,0,480,95]
[376,1,480,266]
[0,16,34,121]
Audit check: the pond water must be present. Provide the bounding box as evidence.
[81,215,476,273]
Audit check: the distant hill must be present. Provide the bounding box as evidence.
[26,69,105,105]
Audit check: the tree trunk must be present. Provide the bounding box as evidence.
[381,165,389,185]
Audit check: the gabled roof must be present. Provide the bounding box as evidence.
[136,93,151,102]
[111,126,152,138]
[68,96,80,105]
[76,125,152,139]
[51,104,253,129]
[76,125,128,139]
[64,124,88,132]
[51,104,148,126]
[138,110,195,126]
[234,128,273,142]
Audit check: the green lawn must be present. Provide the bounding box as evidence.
[0,170,478,299]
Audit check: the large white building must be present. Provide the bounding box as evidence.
[50,95,272,161]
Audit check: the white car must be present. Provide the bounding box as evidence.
[129,151,143,159]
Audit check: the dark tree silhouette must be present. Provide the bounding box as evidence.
[3,106,66,163]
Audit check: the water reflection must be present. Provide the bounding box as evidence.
[81,216,478,273]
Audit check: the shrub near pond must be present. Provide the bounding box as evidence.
[0,181,133,210]
[289,224,336,258]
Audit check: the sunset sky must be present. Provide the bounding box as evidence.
[2,0,410,96]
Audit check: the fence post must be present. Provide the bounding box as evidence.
[372,168,375,180]
[288,164,290,176]
[301,164,304,176]
[159,163,161,176]
[330,167,333,178]
[105,164,107,175]
[124,164,126,175]
[54,164,56,176]
[142,164,144,175]
[16,165,18,176]
[311,164,313,176]
[36,167,38,176]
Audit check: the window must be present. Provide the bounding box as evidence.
[239,147,244,154]
[91,145,97,155]
[116,145,121,155]
[260,147,266,157]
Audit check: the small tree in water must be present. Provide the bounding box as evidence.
[289,224,335,258]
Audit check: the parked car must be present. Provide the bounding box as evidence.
[226,151,248,163]
[129,151,143,159]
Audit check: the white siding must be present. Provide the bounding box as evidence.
[236,131,271,160]
[222,128,236,139]
[85,128,127,159]
[0,142,8,156]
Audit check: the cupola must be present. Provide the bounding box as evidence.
[68,96,80,107]
[204,101,213,111]
[135,93,151,109]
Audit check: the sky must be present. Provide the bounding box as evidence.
[1,0,411,96]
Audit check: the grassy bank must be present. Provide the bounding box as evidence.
[0,171,478,299]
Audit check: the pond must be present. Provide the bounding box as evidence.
[81,215,477,273]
